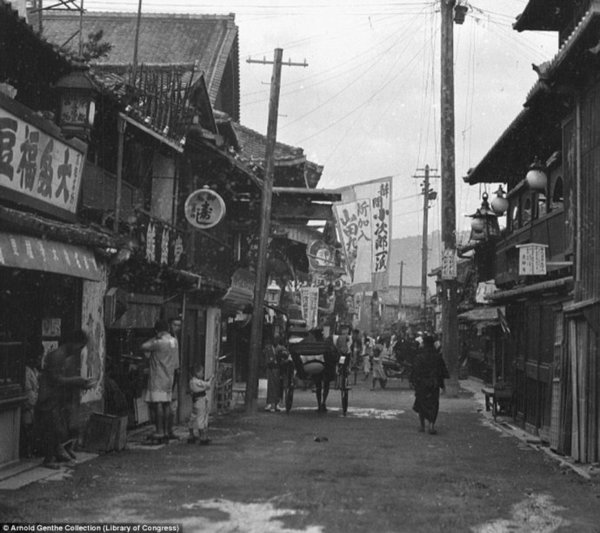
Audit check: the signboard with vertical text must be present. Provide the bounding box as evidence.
[335,177,392,289]
[300,286,319,329]
[517,243,547,275]
[441,249,457,280]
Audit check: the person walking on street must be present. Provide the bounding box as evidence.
[264,338,281,412]
[350,329,362,384]
[188,363,213,444]
[166,316,182,440]
[410,333,450,435]
[371,338,388,390]
[362,337,373,380]
[21,341,43,458]
[141,320,179,442]
[36,330,96,469]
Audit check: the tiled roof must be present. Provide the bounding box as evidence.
[232,122,305,164]
[40,11,238,108]
[229,121,323,186]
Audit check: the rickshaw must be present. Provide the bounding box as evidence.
[281,319,350,415]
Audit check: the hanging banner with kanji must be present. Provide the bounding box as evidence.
[335,177,392,290]
[334,200,369,279]
[300,286,320,329]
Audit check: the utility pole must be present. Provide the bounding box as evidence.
[245,49,308,413]
[413,164,439,320]
[131,0,143,84]
[441,0,459,397]
[398,261,404,321]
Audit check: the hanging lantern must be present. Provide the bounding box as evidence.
[467,193,500,242]
[491,186,509,215]
[454,3,468,24]
[54,66,98,140]
[265,280,281,306]
[525,157,548,192]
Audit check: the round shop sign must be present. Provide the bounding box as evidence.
[184,188,226,229]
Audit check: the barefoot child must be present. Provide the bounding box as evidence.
[188,364,213,444]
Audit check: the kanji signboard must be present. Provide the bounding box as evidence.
[0,92,86,219]
[517,243,547,275]
[184,188,226,229]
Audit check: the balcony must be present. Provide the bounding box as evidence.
[495,208,568,287]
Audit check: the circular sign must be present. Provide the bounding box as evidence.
[184,188,226,229]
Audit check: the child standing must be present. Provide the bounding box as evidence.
[188,364,214,445]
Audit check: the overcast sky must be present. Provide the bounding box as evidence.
[66,0,556,245]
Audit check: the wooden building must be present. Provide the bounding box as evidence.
[465,0,600,461]
[0,0,122,465]
[42,8,341,414]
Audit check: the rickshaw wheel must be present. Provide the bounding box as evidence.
[285,384,294,412]
[341,388,349,415]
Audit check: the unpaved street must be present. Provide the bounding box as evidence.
[2,379,600,533]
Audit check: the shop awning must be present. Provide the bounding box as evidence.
[458,306,504,325]
[221,286,254,316]
[0,232,103,281]
[486,276,573,302]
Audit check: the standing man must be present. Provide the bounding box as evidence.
[37,330,96,469]
[167,316,182,439]
[141,320,178,441]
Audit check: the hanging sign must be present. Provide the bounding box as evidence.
[517,243,547,275]
[441,249,457,280]
[300,286,319,329]
[0,92,86,220]
[184,188,226,229]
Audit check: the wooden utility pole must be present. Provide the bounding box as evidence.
[413,165,439,319]
[245,49,308,412]
[131,0,143,84]
[398,260,404,321]
[441,0,459,397]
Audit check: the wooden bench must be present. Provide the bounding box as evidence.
[232,383,246,405]
[482,384,515,420]
[482,387,495,412]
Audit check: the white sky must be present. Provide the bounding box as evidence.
[64,0,556,244]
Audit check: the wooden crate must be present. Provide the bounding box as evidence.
[83,413,128,453]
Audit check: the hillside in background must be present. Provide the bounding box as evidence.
[387,230,470,292]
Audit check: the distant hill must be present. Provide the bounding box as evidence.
[387,230,469,292]
[388,231,441,293]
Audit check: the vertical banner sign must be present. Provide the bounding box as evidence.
[334,201,360,278]
[441,249,457,280]
[300,286,319,329]
[353,178,392,290]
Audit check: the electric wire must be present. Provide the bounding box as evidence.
[280,6,433,130]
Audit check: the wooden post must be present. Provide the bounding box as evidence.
[421,165,430,315]
[398,260,404,320]
[441,0,459,397]
[131,0,143,84]
[245,49,284,412]
[114,116,126,233]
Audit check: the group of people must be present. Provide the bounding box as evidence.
[259,326,449,435]
[140,318,213,445]
[21,330,98,469]
[263,336,291,412]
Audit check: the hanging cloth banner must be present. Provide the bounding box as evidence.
[335,177,392,290]
[300,286,319,329]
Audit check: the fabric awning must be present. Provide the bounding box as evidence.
[221,286,254,316]
[0,232,103,281]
